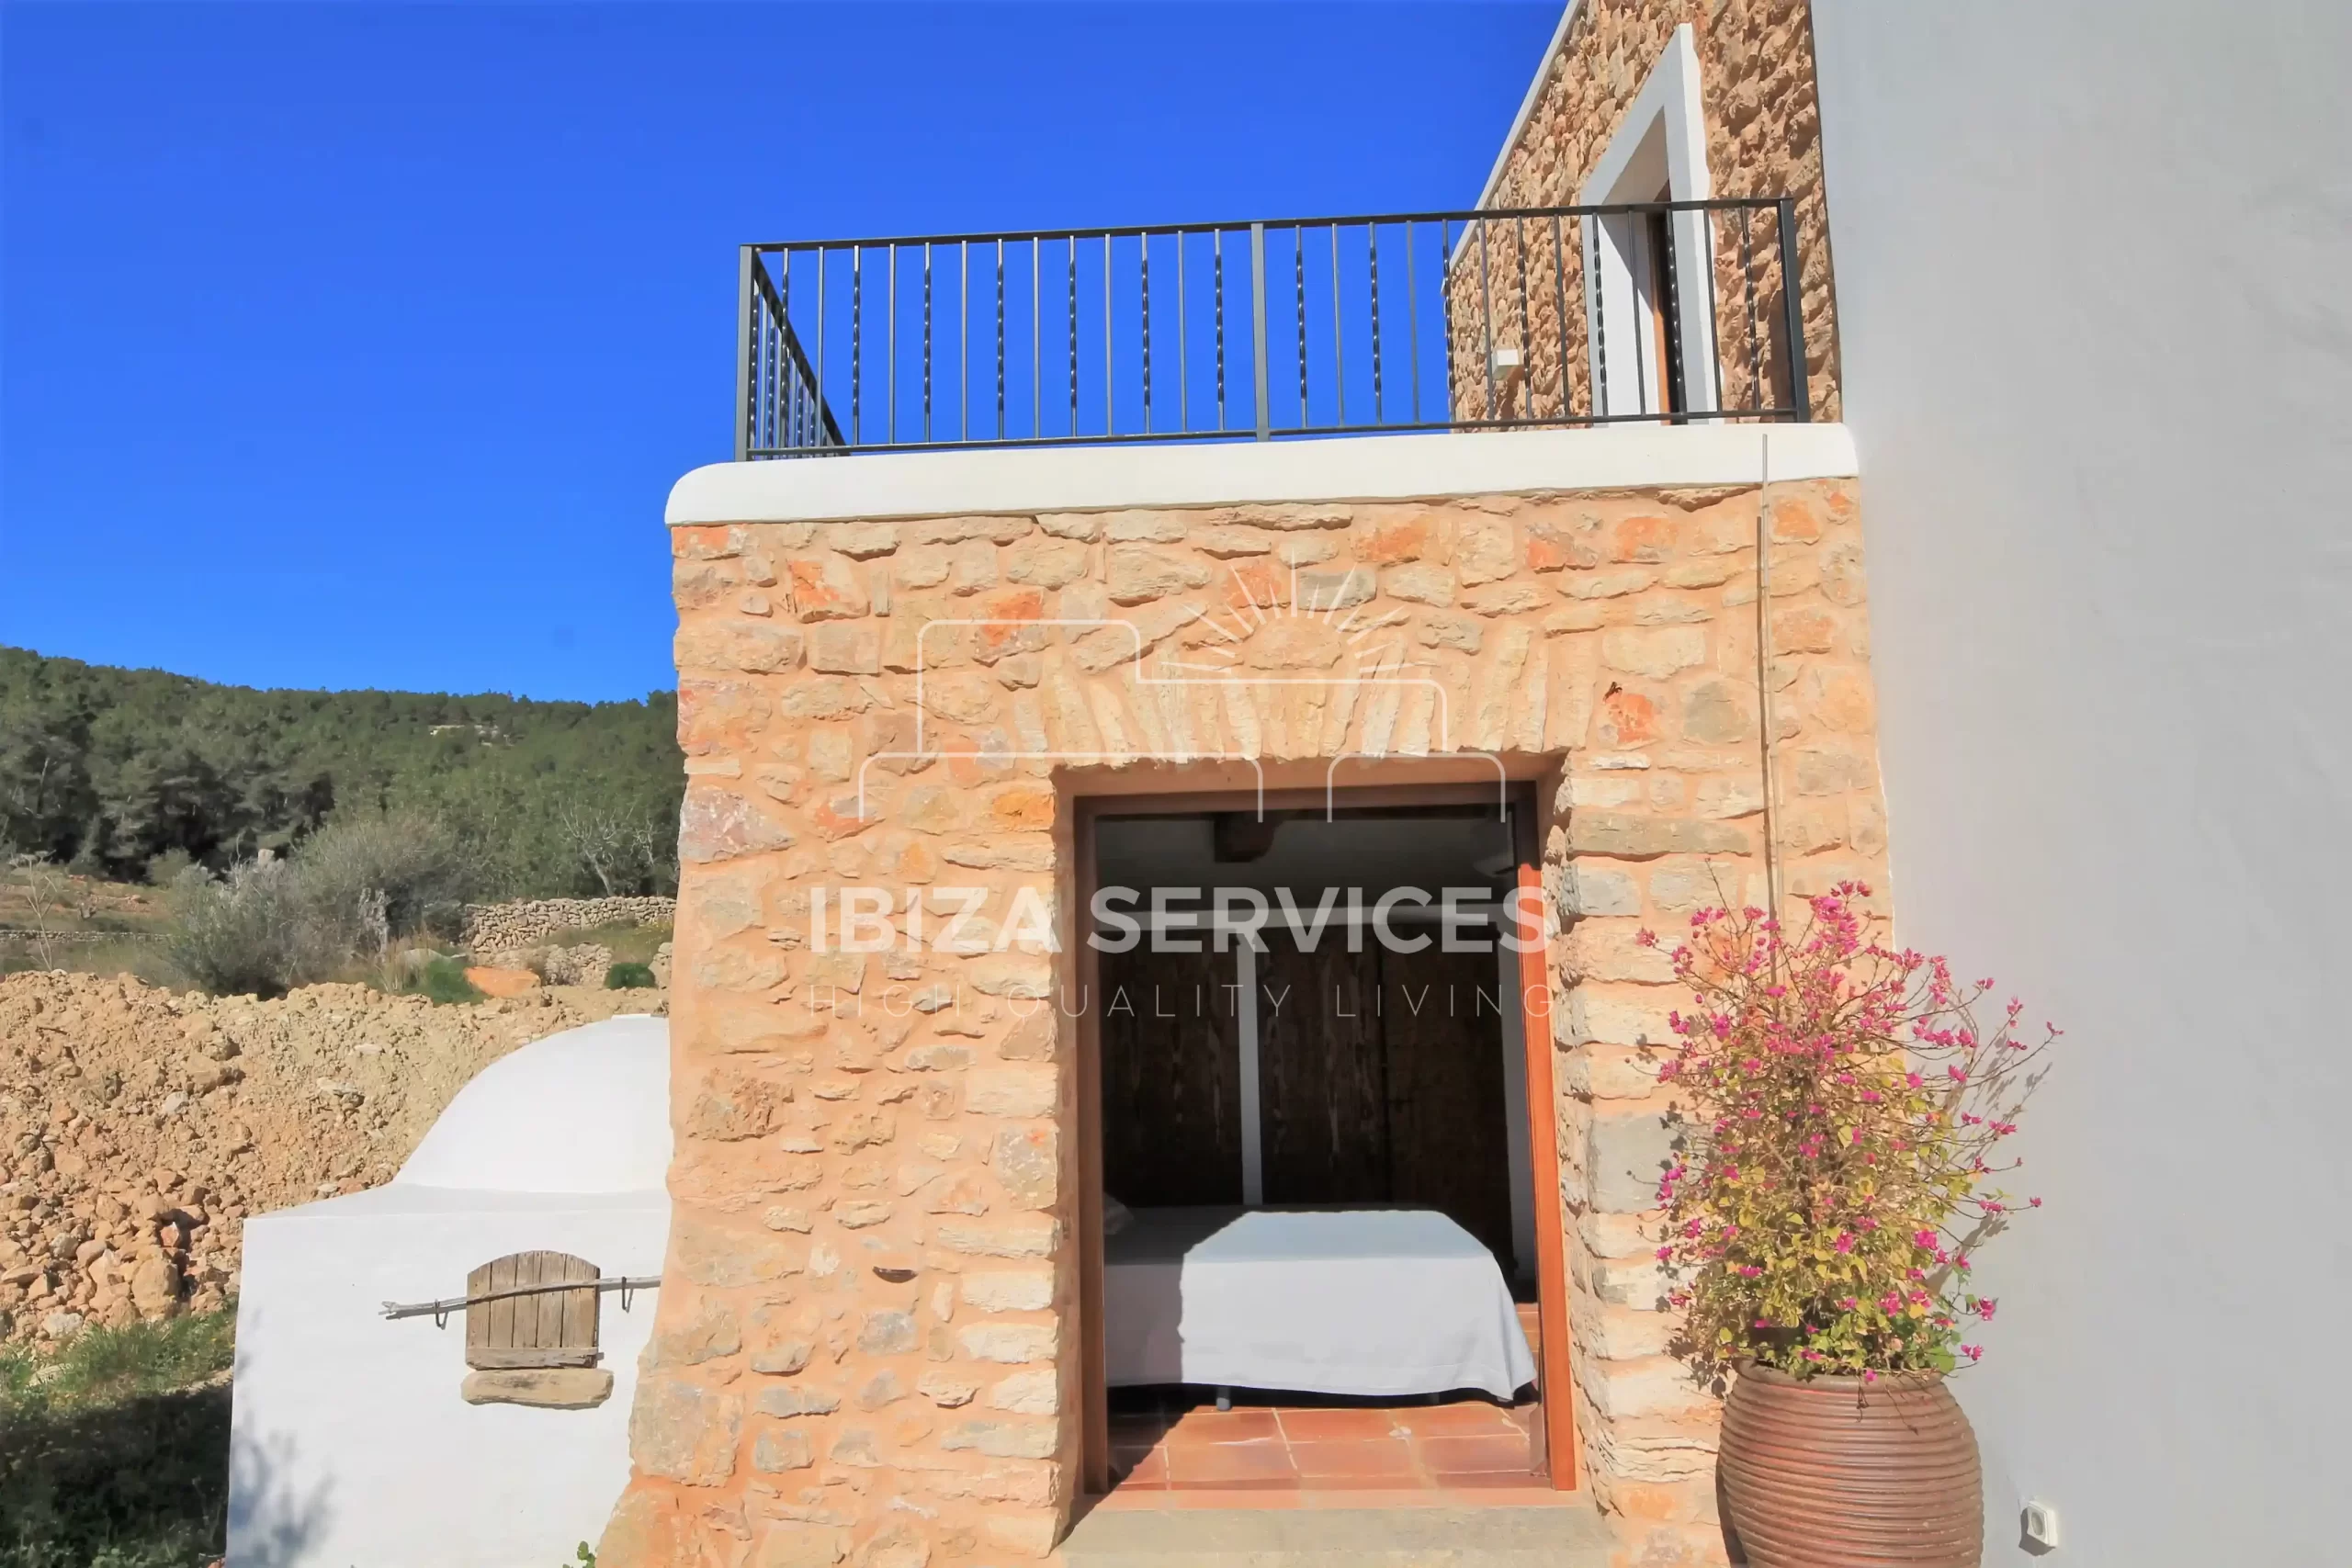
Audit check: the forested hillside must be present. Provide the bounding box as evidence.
[0,647,682,897]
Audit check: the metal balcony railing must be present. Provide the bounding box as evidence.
[736,197,1809,459]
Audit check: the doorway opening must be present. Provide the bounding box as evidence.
[1074,787,1574,1503]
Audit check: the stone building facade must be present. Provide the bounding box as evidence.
[1450,0,1841,429]
[595,425,1889,1568]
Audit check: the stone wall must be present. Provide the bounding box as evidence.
[602,475,1888,1568]
[463,897,678,955]
[1453,0,1841,426]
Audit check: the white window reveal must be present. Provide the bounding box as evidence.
[1581,24,1720,422]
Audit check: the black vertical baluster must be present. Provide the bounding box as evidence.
[1776,197,1809,421]
[1032,240,1042,439]
[997,240,1007,441]
[1661,207,1685,424]
[1406,220,1420,425]
[1476,220,1496,422]
[852,244,863,446]
[922,242,933,444]
[817,248,828,446]
[1706,210,1724,420]
[1141,234,1152,434]
[1368,224,1383,424]
[777,256,789,449]
[1103,233,1114,436]
[1215,231,1227,430]
[1329,224,1345,427]
[888,245,899,445]
[1741,208,1762,417]
[960,243,969,442]
[1592,217,1609,421]
[1552,215,1570,423]
[1294,225,1306,429]
[1513,217,1532,425]
[1067,237,1078,437]
[1176,232,1188,433]
[1437,220,1452,423]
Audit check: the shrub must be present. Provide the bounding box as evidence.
[413,956,485,1005]
[164,861,305,998]
[1648,885,2054,1379]
[292,810,470,953]
[164,811,474,997]
[141,848,195,888]
[604,961,656,990]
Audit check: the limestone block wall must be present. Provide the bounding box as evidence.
[600,459,1886,1568]
[1452,0,1842,426]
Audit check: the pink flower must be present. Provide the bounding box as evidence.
[1976,1298,1998,1320]
[1834,1233,1855,1254]
[1962,1344,1984,1362]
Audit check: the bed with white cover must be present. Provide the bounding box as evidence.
[1102,1204,1536,1400]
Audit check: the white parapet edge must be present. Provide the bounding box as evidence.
[664,423,1859,526]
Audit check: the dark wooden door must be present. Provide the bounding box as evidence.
[1379,942,1514,1262]
[1099,942,1245,1206]
[1256,930,1512,1257]
[1257,936,1388,1204]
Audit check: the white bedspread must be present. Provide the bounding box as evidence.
[1102,1205,1536,1400]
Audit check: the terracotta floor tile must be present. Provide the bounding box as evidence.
[1392,1401,1522,1436]
[1164,1407,1283,1446]
[1287,1438,1420,1480]
[1167,1476,1304,1492]
[1277,1406,1405,1442]
[1418,1432,1539,1474]
[1166,1440,1299,1485]
[1110,1447,1167,1486]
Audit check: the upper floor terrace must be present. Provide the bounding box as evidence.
[732,197,1815,463]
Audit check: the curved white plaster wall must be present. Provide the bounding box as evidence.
[397,1014,673,1192]
[1813,5,2352,1563]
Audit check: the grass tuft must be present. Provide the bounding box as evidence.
[413,955,485,1005]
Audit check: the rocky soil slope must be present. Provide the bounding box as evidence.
[0,970,665,1345]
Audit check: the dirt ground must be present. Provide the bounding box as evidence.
[0,968,667,1346]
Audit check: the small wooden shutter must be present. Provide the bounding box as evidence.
[464,1251,602,1369]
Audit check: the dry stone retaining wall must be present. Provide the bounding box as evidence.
[603,474,1890,1568]
[463,897,677,955]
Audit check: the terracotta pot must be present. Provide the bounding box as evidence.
[1718,1362,1983,1568]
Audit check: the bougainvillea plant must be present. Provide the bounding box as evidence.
[1643,884,2053,1380]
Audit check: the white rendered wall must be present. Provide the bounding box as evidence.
[227,1188,669,1568]
[1811,5,2352,1563]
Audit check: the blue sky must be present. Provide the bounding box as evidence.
[2,2,1555,703]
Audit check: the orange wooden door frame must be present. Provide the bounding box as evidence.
[1512,797,1577,1488]
[1070,782,1576,1495]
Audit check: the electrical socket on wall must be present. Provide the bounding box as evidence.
[2020,1500,2062,1553]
